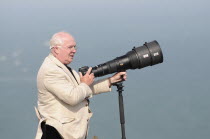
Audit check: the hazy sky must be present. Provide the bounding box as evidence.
[0,0,209,139]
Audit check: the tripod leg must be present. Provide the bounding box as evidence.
[119,91,126,139]
[113,82,126,139]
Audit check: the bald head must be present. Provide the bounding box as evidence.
[50,32,75,49]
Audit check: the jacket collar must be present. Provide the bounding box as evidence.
[48,53,79,85]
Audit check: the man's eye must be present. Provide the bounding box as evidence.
[68,46,77,49]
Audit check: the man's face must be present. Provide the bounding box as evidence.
[56,35,77,65]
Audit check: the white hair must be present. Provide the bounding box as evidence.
[49,32,65,49]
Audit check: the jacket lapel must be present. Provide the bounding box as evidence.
[48,53,79,86]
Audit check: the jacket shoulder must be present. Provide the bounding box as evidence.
[37,57,64,80]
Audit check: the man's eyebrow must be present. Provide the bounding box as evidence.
[69,45,76,47]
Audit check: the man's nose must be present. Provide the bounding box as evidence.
[72,49,77,53]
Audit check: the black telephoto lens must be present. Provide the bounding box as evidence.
[79,40,163,77]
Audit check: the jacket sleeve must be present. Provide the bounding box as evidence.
[72,69,111,95]
[44,69,92,106]
[90,78,112,95]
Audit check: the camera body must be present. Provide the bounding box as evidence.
[79,66,90,76]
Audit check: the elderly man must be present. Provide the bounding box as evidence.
[35,32,126,139]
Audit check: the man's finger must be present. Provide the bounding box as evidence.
[120,72,126,75]
[79,72,83,77]
[90,73,95,77]
[86,67,92,75]
[123,75,127,80]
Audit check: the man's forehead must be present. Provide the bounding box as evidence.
[64,38,76,46]
[62,35,76,43]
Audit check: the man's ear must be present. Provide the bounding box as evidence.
[54,46,60,54]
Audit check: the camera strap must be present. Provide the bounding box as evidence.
[65,65,79,85]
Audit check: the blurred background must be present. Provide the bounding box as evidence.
[0,0,209,139]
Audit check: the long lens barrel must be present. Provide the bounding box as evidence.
[79,40,163,77]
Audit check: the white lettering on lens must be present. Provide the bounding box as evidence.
[143,54,149,58]
[154,52,159,56]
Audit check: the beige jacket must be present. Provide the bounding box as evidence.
[35,54,111,139]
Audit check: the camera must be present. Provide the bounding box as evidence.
[79,40,163,77]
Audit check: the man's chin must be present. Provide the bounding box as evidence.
[65,59,73,64]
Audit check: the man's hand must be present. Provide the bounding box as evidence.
[109,72,127,86]
[79,67,95,86]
